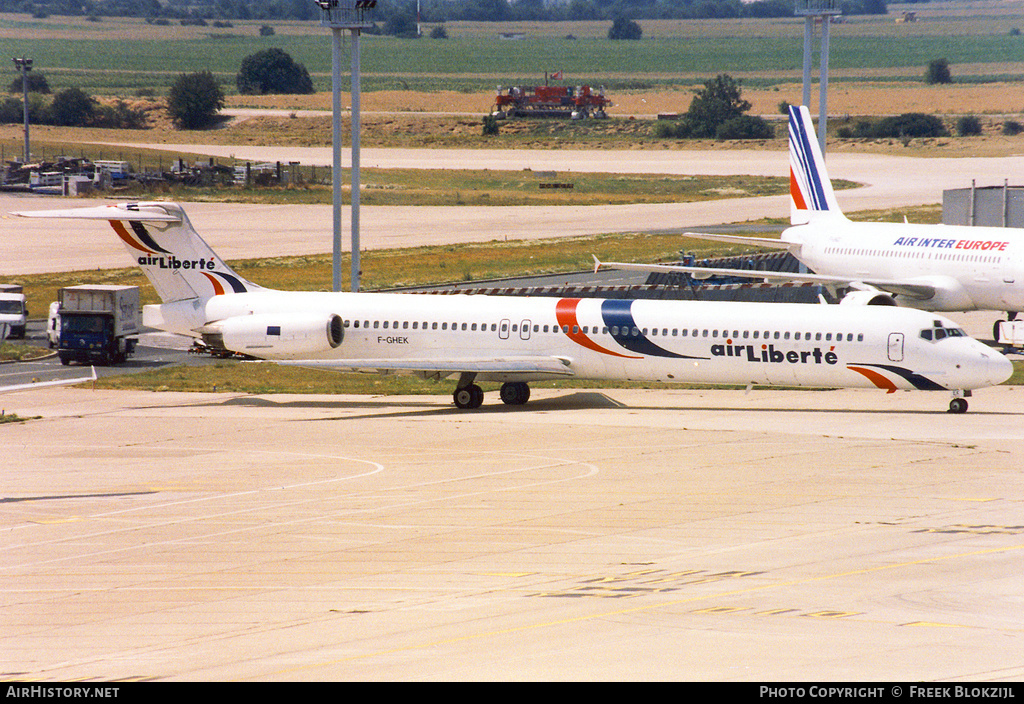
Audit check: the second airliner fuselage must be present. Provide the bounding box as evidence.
[786,219,1024,313]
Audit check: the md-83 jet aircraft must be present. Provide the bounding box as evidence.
[599,105,1024,340]
[14,202,1012,412]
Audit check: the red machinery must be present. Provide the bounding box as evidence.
[492,84,610,119]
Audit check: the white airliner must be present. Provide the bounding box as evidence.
[13,202,1012,412]
[599,105,1024,339]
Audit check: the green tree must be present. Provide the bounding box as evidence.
[7,72,50,94]
[681,74,751,138]
[716,114,774,140]
[236,48,314,95]
[873,113,949,139]
[49,87,95,127]
[956,115,982,136]
[608,16,642,40]
[925,58,952,85]
[167,71,225,130]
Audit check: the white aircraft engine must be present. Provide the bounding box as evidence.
[839,290,898,306]
[200,312,344,359]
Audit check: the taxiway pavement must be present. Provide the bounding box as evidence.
[2,385,1023,681]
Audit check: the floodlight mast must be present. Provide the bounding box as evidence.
[795,0,841,155]
[317,0,377,293]
[12,57,32,164]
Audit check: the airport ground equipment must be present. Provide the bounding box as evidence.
[492,85,610,120]
[0,284,27,339]
[56,285,140,366]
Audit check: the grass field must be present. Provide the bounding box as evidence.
[5,2,1024,96]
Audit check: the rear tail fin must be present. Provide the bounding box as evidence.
[14,202,261,303]
[788,105,843,225]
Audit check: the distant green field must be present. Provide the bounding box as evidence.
[6,9,1024,95]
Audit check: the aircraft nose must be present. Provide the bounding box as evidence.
[987,350,1014,386]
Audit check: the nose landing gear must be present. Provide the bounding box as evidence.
[948,390,971,414]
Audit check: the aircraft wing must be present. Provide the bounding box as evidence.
[0,367,97,394]
[678,231,800,252]
[594,258,937,300]
[278,356,576,377]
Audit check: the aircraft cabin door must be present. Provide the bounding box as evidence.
[887,332,904,362]
[499,319,510,340]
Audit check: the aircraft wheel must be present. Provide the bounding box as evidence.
[454,384,484,410]
[948,397,969,414]
[500,382,530,406]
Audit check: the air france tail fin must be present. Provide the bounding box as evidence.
[788,105,843,225]
[14,202,261,303]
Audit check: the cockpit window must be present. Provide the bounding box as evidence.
[921,323,966,342]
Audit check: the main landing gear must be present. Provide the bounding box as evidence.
[453,383,484,409]
[452,376,531,409]
[499,381,530,406]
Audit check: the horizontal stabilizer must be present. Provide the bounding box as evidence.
[13,203,181,222]
[0,366,96,394]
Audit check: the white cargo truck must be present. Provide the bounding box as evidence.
[57,285,140,366]
[0,283,28,339]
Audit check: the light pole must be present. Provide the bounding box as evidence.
[795,0,841,155]
[12,57,32,164]
[316,0,376,293]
